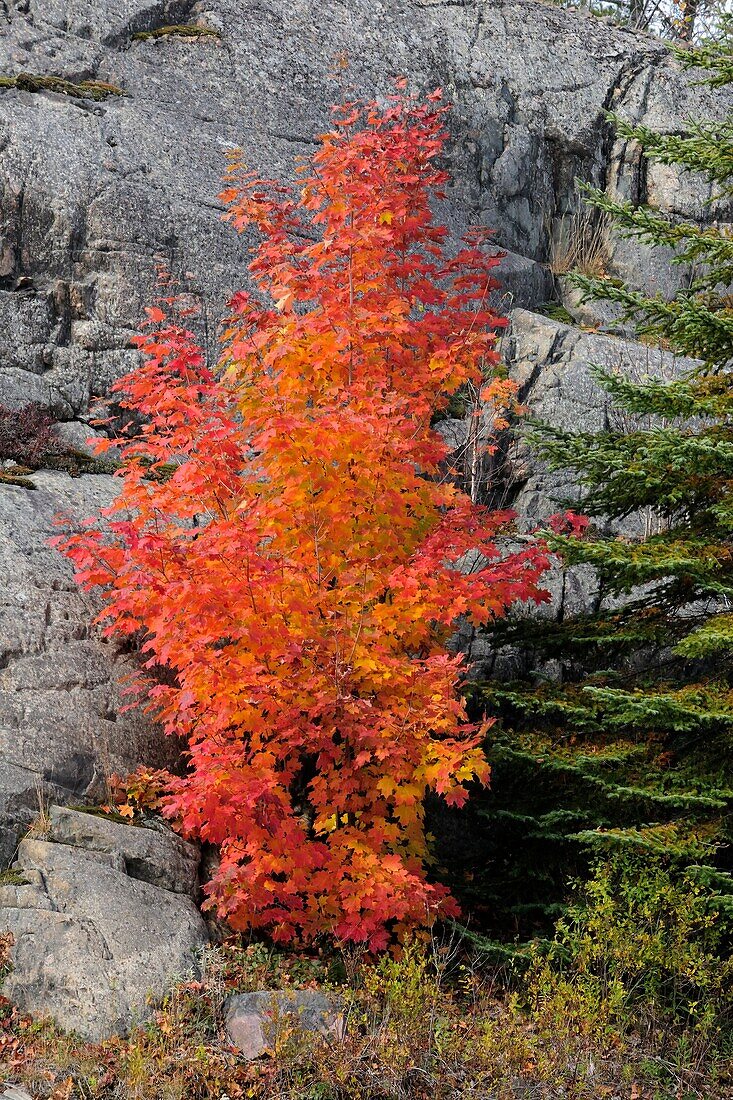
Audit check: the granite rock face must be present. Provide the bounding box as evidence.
[0,810,207,1041]
[0,0,729,423]
[508,308,700,625]
[503,307,701,532]
[438,305,699,530]
[0,470,177,868]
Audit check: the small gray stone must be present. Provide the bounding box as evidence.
[54,421,118,460]
[1,1086,34,1100]
[225,990,343,1059]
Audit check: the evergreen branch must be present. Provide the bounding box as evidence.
[578,183,733,279]
[570,275,733,365]
[609,116,733,196]
[672,34,733,87]
[587,367,732,419]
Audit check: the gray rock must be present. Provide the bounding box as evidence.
[54,420,116,460]
[0,0,727,1040]
[1,1087,33,1100]
[0,0,727,427]
[492,250,554,313]
[504,308,700,532]
[0,471,177,867]
[48,805,200,896]
[225,990,343,1059]
[1,831,207,1040]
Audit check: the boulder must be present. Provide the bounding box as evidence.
[0,470,178,867]
[225,990,343,1060]
[0,817,207,1041]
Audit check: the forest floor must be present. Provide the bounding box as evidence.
[1,936,730,1100]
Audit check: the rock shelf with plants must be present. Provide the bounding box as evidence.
[131,25,221,42]
[0,74,124,99]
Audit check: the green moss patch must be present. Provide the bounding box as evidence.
[0,74,124,100]
[43,450,120,477]
[0,468,36,489]
[0,869,29,887]
[132,24,221,41]
[66,803,136,826]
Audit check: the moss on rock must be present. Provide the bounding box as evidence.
[0,469,36,490]
[131,25,221,42]
[0,74,124,100]
[0,869,29,887]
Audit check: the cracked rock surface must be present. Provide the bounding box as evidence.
[0,471,177,867]
[0,0,728,859]
[47,804,200,895]
[0,0,728,821]
[0,0,729,420]
[504,308,702,532]
[0,806,206,1041]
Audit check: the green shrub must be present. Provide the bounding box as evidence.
[0,403,66,467]
[525,852,733,1057]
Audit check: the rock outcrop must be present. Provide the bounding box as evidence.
[0,471,177,867]
[0,0,729,420]
[47,804,200,895]
[443,307,701,673]
[1,0,723,866]
[0,806,207,1040]
[504,308,701,534]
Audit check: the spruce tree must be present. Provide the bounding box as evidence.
[440,32,733,948]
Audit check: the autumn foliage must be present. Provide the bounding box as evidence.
[57,86,549,948]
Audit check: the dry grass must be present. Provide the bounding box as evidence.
[548,209,611,278]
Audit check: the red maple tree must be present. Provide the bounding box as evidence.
[57,85,549,948]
